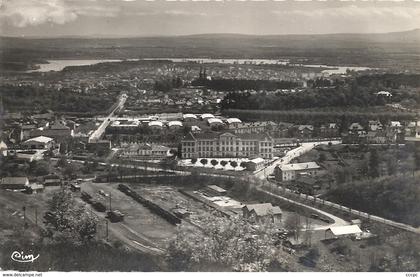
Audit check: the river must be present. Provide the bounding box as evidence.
[28,58,373,75]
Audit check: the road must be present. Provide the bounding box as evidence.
[257,187,349,230]
[254,140,341,180]
[89,93,127,143]
[251,139,350,230]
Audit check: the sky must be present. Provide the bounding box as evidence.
[1,0,420,37]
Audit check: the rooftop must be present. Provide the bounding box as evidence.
[243,203,282,217]
[280,162,320,171]
[327,225,362,236]
[24,136,54,144]
[1,177,29,185]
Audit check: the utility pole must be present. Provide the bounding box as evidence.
[35,207,38,226]
[109,193,112,211]
[22,206,27,229]
[105,219,109,241]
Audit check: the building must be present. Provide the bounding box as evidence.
[30,121,72,142]
[242,203,282,224]
[119,143,170,159]
[183,114,198,122]
[348,123,365,135]
[181,131,274,159]
[296,125,314,139]
[1,177,29,190]
[376,91,392,97]
[168,121,183,129]
[319,123,339,138]
[226,118,242,126]
[368,120,383,131]
[227,121,276,135]
[208,118,224,127]
[44,175,62,186]
[246,157,266,171]
[0,140,8,156]
[325,225,362,239]
[108,120,141,132]
[201,113,215,120]
[148,121,164,129]
[275,162,321,182]
[22,136,54,150]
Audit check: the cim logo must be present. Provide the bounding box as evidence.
[11,251,40,263]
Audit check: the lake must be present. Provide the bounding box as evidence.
[28,58,373,75]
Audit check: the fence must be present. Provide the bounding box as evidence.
[258,181,420,235]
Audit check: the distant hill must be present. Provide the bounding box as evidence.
[1,29,420,71]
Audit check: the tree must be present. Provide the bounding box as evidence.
[200,159,208,166]
[220,160,228,167]
[369,149,380,178]
[166,216,283,271]
[191,157,198,164]
[29,160,50,176]
[63,162,77,179]
[46,188,97,243]
[284,213,302,240]
[318,153,326,163]
[57,156,68,168]
[230,161,238,169]
[240,162,248,169]
[210,159,218,167]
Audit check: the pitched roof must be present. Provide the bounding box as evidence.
[280,162,320,171]
[226,118,242,124]
[244,203,282,216]
[327,225,362,236]
[208,118,224,124]
[1,177,29,185]
[50,122,70,130]
[23,136,54,144]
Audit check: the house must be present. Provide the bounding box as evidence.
[208,118,224,127]
[201,114,215,120]
[25,183,45,194]
[319,123,339,138]
[44,176,62,186]
[0,140,8,156]
[246,157,266,171]
[226,118,242,127]
[183,114,198,122]
[1,177,29,190]
[368,120,383,131]
[13,150,45,162]
[294,176,322,195]
[325,225,362,239]
[297,125,314,139]
[29,121,72,142]
[168,121,183,129]
[242,203,282,224]
[148,121,164,129]
[376,91,392,97]
[348,123,365,135]
[22,136,54,150]
[275,162,320,182]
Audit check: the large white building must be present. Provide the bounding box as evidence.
[181,131,274,159]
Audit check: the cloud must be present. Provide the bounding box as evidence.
[272,5,420,21]
[0,0,120,27]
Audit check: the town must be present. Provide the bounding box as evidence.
[1,26,420,272]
